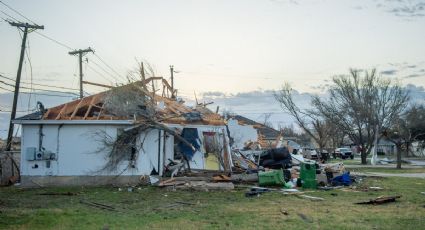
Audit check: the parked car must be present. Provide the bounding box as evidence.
[333,148,354,159]
[302,148,318,160]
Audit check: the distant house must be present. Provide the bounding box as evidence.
[410,141,425,157]
[377,139,397,155]
[226,115,283,150]
[13,81,232,187]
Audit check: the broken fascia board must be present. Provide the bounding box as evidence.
[12,119,135,125]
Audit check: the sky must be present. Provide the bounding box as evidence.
[1,0,425,137]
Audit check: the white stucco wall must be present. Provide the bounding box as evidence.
[20,122,232,177]
[20,124,173,177]
[226,118,258,149]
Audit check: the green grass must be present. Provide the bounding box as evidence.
[346,167,425,174]
[1,177,425,230]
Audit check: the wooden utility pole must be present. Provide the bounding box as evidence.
[6,22,44,152]
[68,48,94,98]
[170,65,174,98]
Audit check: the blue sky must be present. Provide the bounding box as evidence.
[1,0,425,137]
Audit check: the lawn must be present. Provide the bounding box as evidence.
[1,176,424,230]
[346,167,425,174]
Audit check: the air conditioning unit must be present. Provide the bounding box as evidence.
[35,151,43,160]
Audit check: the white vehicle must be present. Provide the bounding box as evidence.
[302,148,318,159]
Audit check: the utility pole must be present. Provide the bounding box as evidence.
[170,65,174,98]
[6,22,44,152]
[68,48,94,98]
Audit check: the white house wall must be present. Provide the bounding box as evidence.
[20,123,230,179]
[226,118,258,149]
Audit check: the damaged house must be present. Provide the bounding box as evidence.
[227,115,284,150]
[13,80,232,187]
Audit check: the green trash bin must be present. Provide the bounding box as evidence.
[300,161,316,180]
[302,178,317,189]
[300,161,317,189]
[258,169,285,186]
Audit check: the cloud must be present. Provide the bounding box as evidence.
[404,73,425,78]
[376,0,425,18]
[381,69,398,75]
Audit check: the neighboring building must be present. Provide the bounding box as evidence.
[411,141,425,157]
[227,115,283,150]
[377,139,397,155]
[14,81,232,187]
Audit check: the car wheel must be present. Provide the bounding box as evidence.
[350,155,354,160]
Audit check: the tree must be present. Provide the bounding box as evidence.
[311,69,409,164]
[274,83,331,156]
[384,104,425,168]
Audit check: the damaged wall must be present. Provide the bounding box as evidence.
[227,118,258,149]
[18,122,232,186]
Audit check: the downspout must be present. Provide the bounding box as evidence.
[38,124,44,151]
[56,124,63,175]
[157,130,161,176]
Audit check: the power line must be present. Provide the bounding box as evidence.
[0,1,73,51]
[0,74,79,91]
[0,85,75,98]
[0,10,19,22]
[0,80,79,96]
[0,0,38,25]
[87,58,120,83]
[85,63,114,85]
[93,53,125,81]
[34,31,73,50]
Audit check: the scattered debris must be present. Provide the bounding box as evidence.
[355,195,401,205]
[297,213,313,223]
[369,187,383,191]
[296,194,325,201]
[245,187,272,197]
[280,208,289,215]
[80,200,116,211]
[38,192,77,196]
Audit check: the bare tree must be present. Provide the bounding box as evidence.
[274,83,331,156]
[311,69,409,164]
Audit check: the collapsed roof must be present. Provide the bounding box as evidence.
[17,79,224,126]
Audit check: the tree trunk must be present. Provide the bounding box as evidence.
[361,149,367,164]
[396,143,402,169]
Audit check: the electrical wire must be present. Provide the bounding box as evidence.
[0,85,74,98]
[85,63,114,85]
[93,53,126,81]
[87,58,120,83]
[0,80,79,96]
[0,10,19,22]
[0,0,38,25]
[0,74,79,91]
[34,31,73,50]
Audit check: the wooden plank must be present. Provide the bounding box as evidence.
[82,80,113,88]
[97,103,105,120]
[55,104,68,120]
[70,98,85,119]
[83,95,98,120]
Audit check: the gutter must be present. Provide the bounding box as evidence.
[12,119,135,125]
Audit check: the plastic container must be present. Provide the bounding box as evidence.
[302,178,317,189]
[258,169,285,186]
[300,161,316,180]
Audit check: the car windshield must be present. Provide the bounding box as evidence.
[340,148,350,152]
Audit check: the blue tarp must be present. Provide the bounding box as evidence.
[331,172,352,186]
[178,128,200,161]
